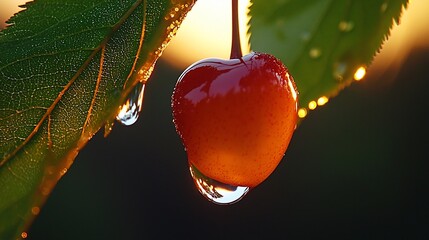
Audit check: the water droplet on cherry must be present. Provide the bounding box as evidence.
[189,164,249,205]
[116,82,145,126]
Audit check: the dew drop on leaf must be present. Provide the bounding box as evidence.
[104,120,115,137]
[189,164,249,205]
[338,21,354,32]
[116,82,145,126]
[333,61,348,81]
[381,2,388,13]
[300,31,311,42]
[298,108,308,118]
[309,48,321,59]
[31,206,40,216]
[353,66,366,81]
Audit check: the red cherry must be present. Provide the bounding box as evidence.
[172,51,298,188]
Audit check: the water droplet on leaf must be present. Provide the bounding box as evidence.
[333,62,348,81]
[189,164,249,205]
[59,167,68,176]
[104,120,114,137]
[309,48,321,59]
[380,2,388,13]
[308,100,317,110]
[298,108,308,118]
[116,82,145,126]
[31,206,40,215]
[317,96,329,106]
[353,66,366,81]
[300,31,311,42]
[338,21,354,32]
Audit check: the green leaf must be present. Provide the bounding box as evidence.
[249,0,408,115]
[0,0,194,238]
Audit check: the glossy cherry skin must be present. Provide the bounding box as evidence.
[172,52,298,188]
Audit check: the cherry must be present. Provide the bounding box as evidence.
[171,51,298,188]
[171,0,298,200]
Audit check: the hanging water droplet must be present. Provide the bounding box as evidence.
[189,164,249,205]
[116,82,145,126]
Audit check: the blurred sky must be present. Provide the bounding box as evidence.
[161,0,429,74]
[1,1,429,239]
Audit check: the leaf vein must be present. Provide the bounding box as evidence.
[81,46,105,137]
[0,0,144,167]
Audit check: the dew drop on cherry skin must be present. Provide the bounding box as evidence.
[172,52,298,204]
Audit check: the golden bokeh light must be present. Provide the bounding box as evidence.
[353,67,366,81]
[1,0,429,122]
[2,0,429,72]
[308,101,317,110]
[298,108,308,118]
[317,96,329,106]
[31,206,40,215]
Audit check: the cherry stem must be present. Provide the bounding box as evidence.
[230,0,242,59]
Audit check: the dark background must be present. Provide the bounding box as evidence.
[28,48,429,240]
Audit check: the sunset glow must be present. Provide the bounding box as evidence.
[1,0,429,75]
